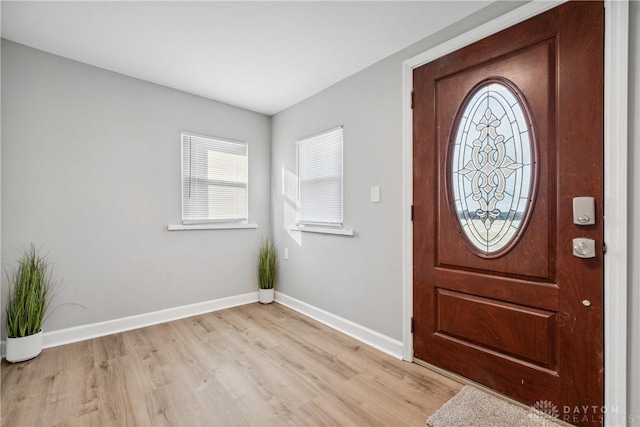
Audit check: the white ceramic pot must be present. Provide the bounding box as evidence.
[259,288,274,304]
[6,331,43,363]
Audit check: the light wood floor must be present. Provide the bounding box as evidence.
[1,303,462,426]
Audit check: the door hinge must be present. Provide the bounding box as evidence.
[411,317,415,334]
[411,205,414,221]
[410,90,414,109]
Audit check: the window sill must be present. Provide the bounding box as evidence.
[167,223,258,231]
[290,226,355,236]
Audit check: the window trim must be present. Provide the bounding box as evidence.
[295,126,346,229]
[290,224,354,236]
[168,223,257,231]
[180,131,250,225]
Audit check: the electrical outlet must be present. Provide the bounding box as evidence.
[284,248,289,260]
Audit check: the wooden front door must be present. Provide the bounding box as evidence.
[412,2,604,426]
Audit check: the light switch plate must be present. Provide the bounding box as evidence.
[284,248,289,260]
[371,186,381,203]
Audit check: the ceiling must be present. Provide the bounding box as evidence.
[1,1,493,116]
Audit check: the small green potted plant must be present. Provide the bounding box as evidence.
[5,244,56,363]
[258,237,277,304]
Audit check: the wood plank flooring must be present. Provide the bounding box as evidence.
[1,303,462,426]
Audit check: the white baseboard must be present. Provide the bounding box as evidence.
[274,291,403,359]
[1,291,404,362]
[1,292,258,358]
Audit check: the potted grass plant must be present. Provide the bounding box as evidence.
[258,237,277,304]
[5,244,56,363]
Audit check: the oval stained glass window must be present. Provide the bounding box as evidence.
[450,79,536,255]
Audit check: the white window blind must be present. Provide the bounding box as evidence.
[297,127,343,226]
[182,132,248,224]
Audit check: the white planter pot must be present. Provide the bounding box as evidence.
[259,288,274,304]
[6,331,43,363]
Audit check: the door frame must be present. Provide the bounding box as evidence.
[401,0,629,424]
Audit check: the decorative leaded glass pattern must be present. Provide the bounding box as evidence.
[450,80,534,255]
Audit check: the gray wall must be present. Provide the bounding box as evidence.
[629,1,639,424]
[1,40,271,335]
[270,2,523,342]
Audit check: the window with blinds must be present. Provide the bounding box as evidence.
[296,127,343,226]
[181,132,248,224]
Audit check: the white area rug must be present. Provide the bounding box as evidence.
[427,386,564,427]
